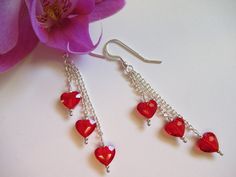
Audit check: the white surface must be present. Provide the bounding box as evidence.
[0,0,236,177]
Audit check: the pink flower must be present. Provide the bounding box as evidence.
[0,0,125,73]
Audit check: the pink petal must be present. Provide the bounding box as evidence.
[0,0,22,54]
[67,21,102,54]
[73,0,95,15]
[46,15,100,54]
[28,0,49,43]
[89,0,125,22]
[0,2,38,73]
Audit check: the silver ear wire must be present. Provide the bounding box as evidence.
[103,39,162,65]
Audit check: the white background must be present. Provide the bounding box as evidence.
[0,0,236,177]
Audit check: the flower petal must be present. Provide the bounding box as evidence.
[67,21,102,54]
[0,2,38,73]
[73,0,95,15]
[28,0,49,43]
[47,15,100,54]
[0,0,22,54]
[89,0,125,22]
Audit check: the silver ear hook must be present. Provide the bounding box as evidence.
[103,39,162,66]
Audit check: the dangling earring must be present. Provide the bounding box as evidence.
[102,39,223,156]
[60,53,115,173]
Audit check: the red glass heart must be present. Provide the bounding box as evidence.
[164,117,185,137]
[60,91,81,109]
[137,99,158,119]
[75,119,96,138]
[197,132,219,153]
[94,145,116,166]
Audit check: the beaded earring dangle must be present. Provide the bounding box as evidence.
[60,53,116,173]
[101,39,223,156]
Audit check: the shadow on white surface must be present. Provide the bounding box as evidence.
[0,61,23,89]
[157,128,180,147]
[55,100,71,120]
[88,153,106,176]
[30,44,64,64]
[129,108,146,130]
[69,125,85,149]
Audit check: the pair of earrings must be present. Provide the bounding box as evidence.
[60,39,223,173]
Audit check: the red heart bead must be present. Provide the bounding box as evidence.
[60,91,81,109]
[197,132,219,153]
[94,145,116,166]
[164,117,185,137]
[75,119,96,138]
[137,99,158,119]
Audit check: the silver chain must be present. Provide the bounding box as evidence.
[63,54,105,146]
[123,64,202,138]
[64,61,73,92]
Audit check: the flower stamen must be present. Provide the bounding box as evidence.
[37,0,72,24]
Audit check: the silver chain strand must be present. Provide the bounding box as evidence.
[64,62,73,92]
[63,54,113,172]
[125,66,223,155]
[63,54,105,146]
[123,64,202,139]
